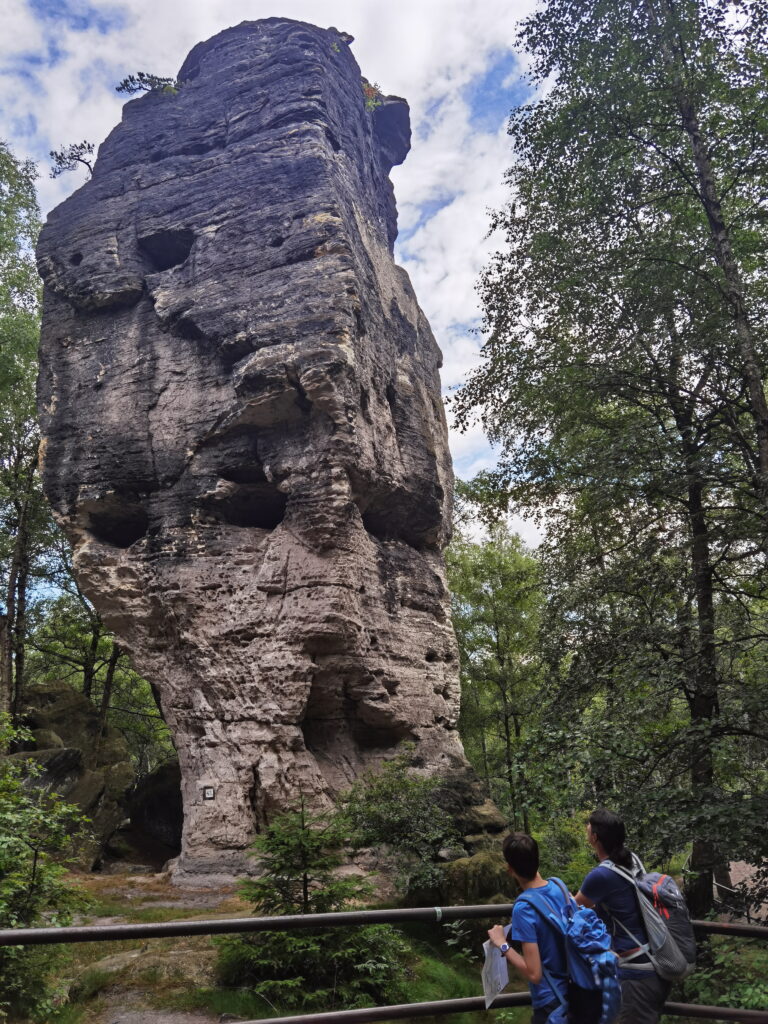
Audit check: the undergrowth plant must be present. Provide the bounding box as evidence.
[215,797,410,1013]
[680,935,768,1012]
[0,715,90,1021]
[341,747,458,896]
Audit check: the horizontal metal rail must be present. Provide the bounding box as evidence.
[205,994,768,1024]
[0,904,509,947]
[0,903,766,947]
[1,904,765,1022]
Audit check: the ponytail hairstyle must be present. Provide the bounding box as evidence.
[588,808,633,869]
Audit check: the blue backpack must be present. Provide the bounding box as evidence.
[519,878,621,1024]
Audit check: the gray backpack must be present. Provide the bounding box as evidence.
[602,858,697,982]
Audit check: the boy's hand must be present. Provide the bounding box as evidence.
[488,924,507,948]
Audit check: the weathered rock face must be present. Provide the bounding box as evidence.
[37,18,491,881]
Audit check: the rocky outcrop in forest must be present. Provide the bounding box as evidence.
[14,681,134,864]
[36,18,500,880]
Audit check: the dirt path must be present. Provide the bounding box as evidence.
[97,1009,222,1024]
[63,872,252,1024]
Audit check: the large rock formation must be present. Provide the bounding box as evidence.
[37,18,499,881]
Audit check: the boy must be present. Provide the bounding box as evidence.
[488,832,568,1022]
[488,832,602,1023]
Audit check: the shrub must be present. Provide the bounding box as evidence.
[216,798,410,1013]
[680,935,768,1012]
[0,715,90,1020]
[341,748,458,896]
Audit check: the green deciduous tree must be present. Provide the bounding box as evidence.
[455,0,768,915]
[446,499,543,831]
[0,141,46,725]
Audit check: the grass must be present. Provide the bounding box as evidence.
[159,926,528,1024]
[50,878,530,1024]
[83,901,211,923]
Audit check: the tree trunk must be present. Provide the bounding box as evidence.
[4,472,36,722]
[472,682,493,799]
[93,641,121,766]
[0,614,10,724]
[674,399,718,917]
[512,713,529,834]
[679,102,768,509]
[648,0,768,508]
[500,696,517,827]
[10,539,30,721]
[82,622,101,701]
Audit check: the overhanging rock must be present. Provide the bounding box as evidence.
[37,18,501,882]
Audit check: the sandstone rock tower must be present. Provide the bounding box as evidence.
[37,19,490,880]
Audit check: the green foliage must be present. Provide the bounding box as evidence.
[447,514,543,829]
[341,748,458,894]
[453,0,768,916]
[534,812,595,893]
[177,934,489,1024]
[49,141,94,179]
[116,72,178,95]
[681,936,768,1011]
[217,799,410,1013]
[26,593,174,777]
[216,923,411,1013]
[0,715,90,1020]
[0,139,48,724]
[239,797,370,916]
[362,80,383,112]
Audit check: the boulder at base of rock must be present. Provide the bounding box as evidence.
[71,943,216,1000]
[9,681,135,863]
[441,849,518,906]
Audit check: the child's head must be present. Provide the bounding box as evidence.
[501,831,539,882]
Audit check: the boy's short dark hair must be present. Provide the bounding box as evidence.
[502,832,539,880]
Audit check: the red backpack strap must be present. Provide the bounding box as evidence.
[652,875,670,918]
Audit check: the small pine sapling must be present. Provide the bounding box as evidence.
[215,796,410,1013]
[116,71,178,95]
[49,141,94,179]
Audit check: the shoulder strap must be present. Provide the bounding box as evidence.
[601,860,640,889]
[519,881,570,927]
[550,876,576,920]
[517,885,571,977]
[597,861,650,952]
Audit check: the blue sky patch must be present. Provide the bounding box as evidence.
[28,0,127,36]
[464,51,526,133]
[396,194,454,247]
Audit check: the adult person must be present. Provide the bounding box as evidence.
[488,832,601,1023]
[575,808,671,1024]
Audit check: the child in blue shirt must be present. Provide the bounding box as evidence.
[488,832,601,1023]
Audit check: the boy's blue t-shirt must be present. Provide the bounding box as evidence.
[510,879,569,1009]
[581,863,652,976]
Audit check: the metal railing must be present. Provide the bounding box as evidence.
[1,904,766,1023]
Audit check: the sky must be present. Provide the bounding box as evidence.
[0,0,540,544]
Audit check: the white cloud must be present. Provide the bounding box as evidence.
[1,0,537,527]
